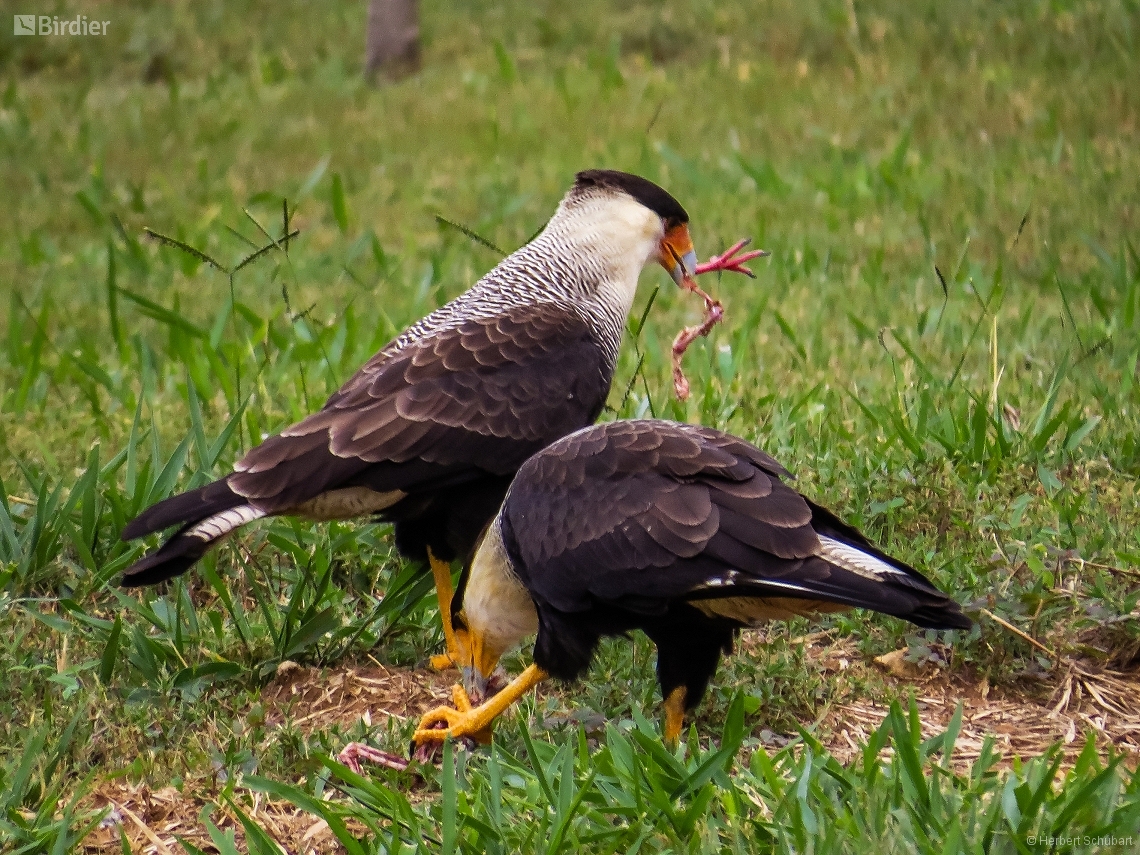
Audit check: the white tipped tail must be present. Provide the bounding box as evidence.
[187,505,266,541]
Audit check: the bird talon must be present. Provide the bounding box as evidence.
[412,704,467,744]
[412,699,496,748]
[430,652,456,671]
[451,683,474,712]
[416,703,464,733]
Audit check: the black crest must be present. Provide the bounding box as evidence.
[573,170,689,224]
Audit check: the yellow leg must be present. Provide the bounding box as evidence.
[413,663,549,745]
[427,547,462,671]
[663,686,688,746]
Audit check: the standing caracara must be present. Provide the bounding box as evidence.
[410,420,972,747]
[120,170,730,667]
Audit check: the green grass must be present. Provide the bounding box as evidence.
[2,0,1140,851]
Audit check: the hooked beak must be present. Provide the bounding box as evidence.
[461,665,489,701]
[458,617,501,702]
[658,222,699,287]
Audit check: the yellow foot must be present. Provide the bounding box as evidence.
[414,684,494,745]
[430,626,470,672]
[412,663,549,750]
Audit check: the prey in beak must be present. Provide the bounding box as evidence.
[659,231,770,400]
[659,221,700,288]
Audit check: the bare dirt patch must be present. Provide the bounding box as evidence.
[799,634,1140,770]
[81,649,1139,852]
[82,779,351,855]
[82,663,454,854]
[261,659,456,732]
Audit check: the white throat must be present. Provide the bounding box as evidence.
[548,192,664,302]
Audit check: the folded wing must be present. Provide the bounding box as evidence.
[121,304,610,585]
[501,420,970,630]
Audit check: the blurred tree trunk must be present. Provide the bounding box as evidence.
[364,0,421,82]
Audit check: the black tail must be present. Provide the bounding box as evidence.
[806,500,973,631]
[121,479,244,540]
[120,479,257,586]
[119,528,218,586]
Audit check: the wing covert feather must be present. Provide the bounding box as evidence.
[498,420,968,630]
[501,421,821,611]
[229,304,608,511]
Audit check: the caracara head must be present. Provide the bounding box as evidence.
[452,521,539,701]
[550,169,698,293]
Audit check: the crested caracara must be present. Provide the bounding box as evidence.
[411,419,972,748]
[120,170,735,668]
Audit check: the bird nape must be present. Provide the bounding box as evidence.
[409,419,972,750]
[119,170,737,670]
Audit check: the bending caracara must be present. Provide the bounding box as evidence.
[120,170,735,667]
[411,420,972,747]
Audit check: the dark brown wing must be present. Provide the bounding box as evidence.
[226,302,610,508]
[121,303,610,583]
[499,420,970,630]
[500,421,813,610]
